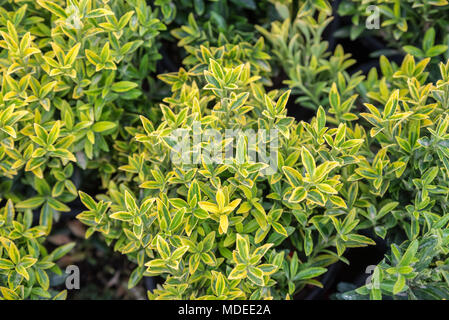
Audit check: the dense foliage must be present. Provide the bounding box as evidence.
[1,0,449,300]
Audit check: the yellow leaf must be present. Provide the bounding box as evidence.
[198,201,220,214]
[219,215,228,234]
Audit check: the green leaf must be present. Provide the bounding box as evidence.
[228,264,246,280]
[403,46,424,57]
[210,59,224,80]
[36,268,50,290]
[313,0,331,14]
[169,209,185,231]
[16,197,45,209]
[156,235,171,260]
[0,258,14,270]
[247,266,264,286]
[0,287,21,300]
[47,198,70,212]
[250,203,268,229]
[377,201,399,219]
[316,106,326,131]
[301,147,316,176]
[51,242,75,260]
[37,0,68,19]
[92,121,117,133]
[384,90,399,119]
[110,211,134,222]
[347,234,376,245]
[128,267,143,289]
[289,187,307,203]
[282,166,303,187]
[236,234,250,260]
[52,290,67,300]
[393,275,406,295]
[399,240,418,267]
[422,28,435,52]
[275,90,291,113]
[124,190,138,213]
[271,222,288,237]
[78,191,97,210]
[295,267,327,281]
[426,45,448,57]
[329,83,340,109]
[111,81,138,93]
[330,196,347,208]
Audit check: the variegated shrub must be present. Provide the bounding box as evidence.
[0,0,164,225]
[0,200,75,300]
[77,59,376,299]
[2,0,449,301]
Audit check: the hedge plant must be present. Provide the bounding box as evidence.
[0,0,166,226]
[0,199,75,300]
[77,58,378,299]
[337,55,449,299]
[1,0,449,300]
[257,2,364,111]
[0,0,165,299]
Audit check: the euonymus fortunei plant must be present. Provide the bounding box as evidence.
[1,0,449,300]
[77,59,377,299]
[0,200,74,299]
